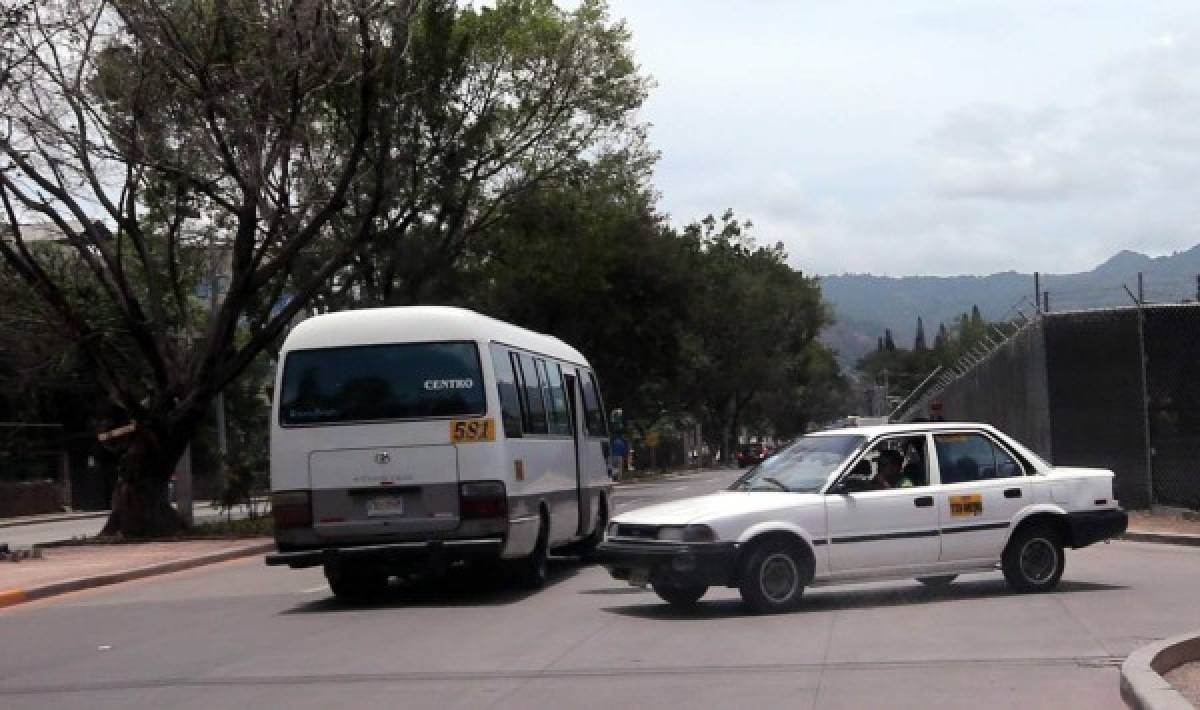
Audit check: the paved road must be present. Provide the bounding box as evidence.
[2,468,1198,709]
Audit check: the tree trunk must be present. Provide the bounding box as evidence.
[99,421,188,538]
[101,476,184,538]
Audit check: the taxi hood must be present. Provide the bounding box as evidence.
[613,491,821,526]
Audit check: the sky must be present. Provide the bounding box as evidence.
[599,0,1200,277]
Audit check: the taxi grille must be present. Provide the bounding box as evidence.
[614,524,659,540]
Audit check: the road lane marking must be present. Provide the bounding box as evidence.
[0,655,1129,695]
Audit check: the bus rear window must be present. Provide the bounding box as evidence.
[280,342,485,425]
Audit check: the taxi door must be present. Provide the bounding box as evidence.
[931,431,1033,563]
[825,434,940,573]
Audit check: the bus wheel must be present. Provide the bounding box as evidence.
[577,499,608,561]
[324,563,388,602]
[510,516,549,589]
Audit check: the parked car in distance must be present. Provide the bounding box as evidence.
[599,422,1127,614]
[735,442,769,468]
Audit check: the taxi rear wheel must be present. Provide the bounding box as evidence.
[738,537,810,614]
[652,581,708,607]
[1002,524,1065,593]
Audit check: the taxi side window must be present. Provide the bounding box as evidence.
[934,433,1024,483]
[861,435,929,489]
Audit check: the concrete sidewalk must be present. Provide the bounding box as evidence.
[0,538,272,610]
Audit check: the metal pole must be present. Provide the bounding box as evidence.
[1132,301,1154,507]
[1137,272,1144,305]
[1034,272,1041,313]
[1042,291,1050,313]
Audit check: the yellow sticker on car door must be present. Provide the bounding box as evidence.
[450,418,496,443]
[949,494,983,517]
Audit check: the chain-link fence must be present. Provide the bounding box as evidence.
[1043,309,1150,507]
[1144,305,1200,508]
[898,302,1200,510]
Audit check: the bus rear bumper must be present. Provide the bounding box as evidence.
[265,538,504,570]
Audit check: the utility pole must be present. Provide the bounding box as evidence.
[209,235,229,495]
[1034,272,1041,313]
[1195,273,1199,302]
[176,443,193,526]
[1137,272,1144,305]
[1042,291,1050,313]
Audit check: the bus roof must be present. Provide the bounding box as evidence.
[281,306,591,366]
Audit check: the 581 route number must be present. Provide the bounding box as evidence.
[450,419,496,443]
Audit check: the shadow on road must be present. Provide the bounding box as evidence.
[601,578,1128,620]
[282,557,589,614]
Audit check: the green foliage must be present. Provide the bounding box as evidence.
[857,304,1016,404]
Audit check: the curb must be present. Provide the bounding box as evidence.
[0,540,274,610]
[1121,630,1200,709]
[1122,532,1200,547]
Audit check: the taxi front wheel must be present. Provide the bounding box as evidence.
[1002,524,1065,593]
[738,538,810,614]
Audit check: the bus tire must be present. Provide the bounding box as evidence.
[510,514,549,589]
[577,497,608,561]
[324,563,388,602]
[652,581,707,607]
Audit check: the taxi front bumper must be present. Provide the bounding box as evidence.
[597,540,739,587]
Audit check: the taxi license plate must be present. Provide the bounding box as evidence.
[366,496,404,517]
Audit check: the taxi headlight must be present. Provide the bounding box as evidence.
[657,525,716,542]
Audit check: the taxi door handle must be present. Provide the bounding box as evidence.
[914,496,934,508]
[1004,488,1022,499]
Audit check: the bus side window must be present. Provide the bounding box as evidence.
[580,370,607,438]
[539,359,571,436]
[489,344,522,438]
[517,352,549,434]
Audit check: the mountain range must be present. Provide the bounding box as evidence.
[819,244,1200,366]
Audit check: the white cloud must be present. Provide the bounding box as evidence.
[605,0,1200,276]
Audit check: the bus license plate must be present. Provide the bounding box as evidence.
[367,496,404,517]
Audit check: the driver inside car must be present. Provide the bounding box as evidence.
[870,449,912,489]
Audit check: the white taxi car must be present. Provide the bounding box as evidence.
[599,422,1127,613]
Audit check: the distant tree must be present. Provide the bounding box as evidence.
[884,329,896,352]
[877,336,884,352]
[913,317,927,352]
[935,322,949,350]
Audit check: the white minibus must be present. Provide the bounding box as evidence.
[265,306,612,599]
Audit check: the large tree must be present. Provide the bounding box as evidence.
[0,0,409,535]
[675,212,828,461]
[304,0,648,311]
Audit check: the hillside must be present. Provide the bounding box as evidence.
[820,244,1200,364]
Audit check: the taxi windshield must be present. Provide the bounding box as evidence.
[730,434,865,493]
